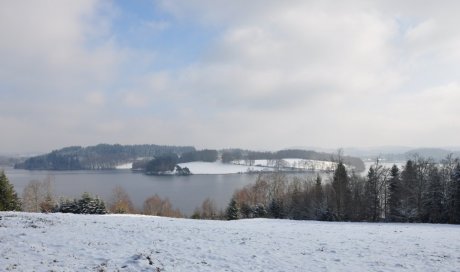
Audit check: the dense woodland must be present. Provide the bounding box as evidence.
[223,155,460,224]
[14,144,195,170]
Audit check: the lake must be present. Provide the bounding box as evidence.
[2,167,327,216]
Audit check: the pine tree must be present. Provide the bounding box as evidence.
[240,203,252,218]
[0,171,21,211]
[349,171,369,221]
[388,165,402,222]
[226,198,239,220]
[332,162,351,220]
[365,167,380,221]
[400,160,418,221]
[450,164,460,224]
[422,167,444,223]
[56,193,106,214]
[288,185,306,220]
[313,174,324,220]
[269,198,284,219]
[253,204,267,218]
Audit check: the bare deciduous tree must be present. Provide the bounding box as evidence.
[143,194,182,217]
[22,176,55,212]
[109,186,135,214]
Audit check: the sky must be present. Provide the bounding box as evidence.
[1,0,460,154]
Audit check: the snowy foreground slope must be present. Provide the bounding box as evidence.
[1,212,459,271]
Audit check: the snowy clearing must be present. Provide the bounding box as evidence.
[232,158,338,171]
[1,212,459,271]
[115,162,133,169]
[178,159,340,175]
[116,159,340,174]
[177,161,267,174]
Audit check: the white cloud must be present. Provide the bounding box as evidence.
[148,0,460,149]
[2,0,460,152]
[86,92,106,106]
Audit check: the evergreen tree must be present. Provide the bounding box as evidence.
[226,198,239,220]
[313,175,325,220]
[388,165,402,222]
[348,172,367,221]
[253,204,268,218]
[413,158,432,221]
[400,160,418,221]
[56,193,106,214]
[364,167,381,221]
[269,198,284,219]
[422,167,444,223]
[450,164,460,224]
[288,185,307,220]
[240,203,253,218]
[332,162,351,220]
[0,171,21,211]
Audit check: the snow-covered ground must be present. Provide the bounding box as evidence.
[116,159,340,174]
[178,159,339,175]
[232,158,338,171]
[177,161,267,174]
[115,162,133,169]
[1,212,459,271]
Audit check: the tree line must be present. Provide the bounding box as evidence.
[221,149,365,172]
[225,155,460,223]
[3,153,460,224]
[15,144,366,173]
[15,144,196,170]
[0,172,182,217]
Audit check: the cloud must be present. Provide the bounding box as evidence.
[1,0,460,153]
[144,20,170,31]
[148,0,460,149]
[86,92,106,106]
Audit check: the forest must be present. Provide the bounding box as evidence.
[222,155,460,224]
[2,154,460,224]
[14,144,366,173]
[14,144,195,170]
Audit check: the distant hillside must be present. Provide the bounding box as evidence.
[0,156,24,167]
[358,148,460,162]
[14,145,365,172]
[222,149,365,172]
[14,144,196,170]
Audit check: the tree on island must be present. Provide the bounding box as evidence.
[145,154,179,174]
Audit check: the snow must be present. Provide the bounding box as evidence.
[232,158,338,171]
[177,161,267,174]
[115,159,339,174]
[1,212,459,271]
[115,162,133,169]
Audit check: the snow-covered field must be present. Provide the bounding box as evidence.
[178,159,339,174]
[115,162,133,169]
[233,159,338,171]
[177,161,267,174]
[116,158,340,174]
[1,212,459,271]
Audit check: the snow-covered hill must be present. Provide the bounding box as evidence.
[1,212,459,271]
[117,159,340,174]
[232,158,339,172]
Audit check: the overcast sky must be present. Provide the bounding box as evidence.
[1,0,460,153]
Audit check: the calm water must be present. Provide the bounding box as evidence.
[2,167,257,215]
[2,167,327,215]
